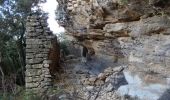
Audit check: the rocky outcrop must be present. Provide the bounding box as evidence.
[25,13,60,94]
[56,0,170,99]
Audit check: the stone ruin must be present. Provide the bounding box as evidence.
[25,13,60,94]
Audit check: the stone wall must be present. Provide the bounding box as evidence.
[25,13,59,94]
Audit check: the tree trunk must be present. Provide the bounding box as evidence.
[0,52,5,96]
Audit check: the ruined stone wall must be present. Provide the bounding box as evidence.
[25,13,58,94]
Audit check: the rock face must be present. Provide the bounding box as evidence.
[25,13,60,94]
[56,0,170,99]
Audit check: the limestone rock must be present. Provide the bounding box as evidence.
[98,73,106,80]
[105,83,114,92]
[95,80,104,86]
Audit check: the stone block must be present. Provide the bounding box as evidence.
[95,80,104,86]
[26,39,43,45]
[26,55,34,59]
[26,58,43,64]
[26,44,39,49]
[44,78,52,82]
[36,29,43,33]
[26,82,39,88]
[26,69,42,76]
[25,65,32,69]
[44,64,49,68]
[32,64,43,69]
[25,77,33,83]
[32,77,42,82]
[45,75,52,78]
[35,54,44,58]
[43,60,52,64]
[41,22,48,27]
[26,27,35,32]
[32,22,40,26]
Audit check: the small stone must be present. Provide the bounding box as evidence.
[26,65,32,69]
[104,67,114,73]
[32,77,41,82]
[26,82,39,88]
[59,94,67,99]
[25,77,33,83]
[86,86,94,91]
[44,64,49,68]
[84,79,91,85]
[105,83,114,92]
[44,78,52,82]
[89,77,97,83]
[95,80,104,86]
[43,60,52,64]
[36,29,43,33]
[32,22,40,26]
[26,69,42,76]
[26,58,43,64]
[98,73,106,80]
[45,75,52,78]
[105,74,116,83]
[113,66,124,72]
[32,64,42,69]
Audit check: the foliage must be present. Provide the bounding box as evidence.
[59,40,70,56]
[58,33,70,55]
[0,88,42,100]
[0,0,44,89]
[120,0,128,5]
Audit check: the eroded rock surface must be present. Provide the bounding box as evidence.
[56,0,170,100]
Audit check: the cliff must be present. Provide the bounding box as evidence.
[56,0,170,100]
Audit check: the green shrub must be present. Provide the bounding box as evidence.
[120,0,128,5]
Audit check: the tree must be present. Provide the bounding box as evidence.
[0,0,45,87]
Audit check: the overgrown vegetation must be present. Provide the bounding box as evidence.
[120,0,128,5]
[0,0,46,97]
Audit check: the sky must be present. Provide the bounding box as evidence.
[40,0,65,35]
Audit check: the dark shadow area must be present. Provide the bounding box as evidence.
[158,89,170,100]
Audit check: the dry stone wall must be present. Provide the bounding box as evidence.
[25,13,56,94]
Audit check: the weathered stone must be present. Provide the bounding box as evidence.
[26,69,42,76]
[25,65,32,69]
[32,64,42,69]
[98,73,106,80]
[95,80,104,86]
[104,67,114,74]
[26,82,39,88]
[105,83,114,92]
[88,77,97,83]
[113,66,124,72]
[44,64,49,68]
[26,58,43,64]
[32,77,42,82]
[43,60,52,64]
[25,77,33,83]
[35,54,44,58]
[26,39,43,45]
[36,29,43,33]
[45,75,52,78]
[85,86,94,91]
